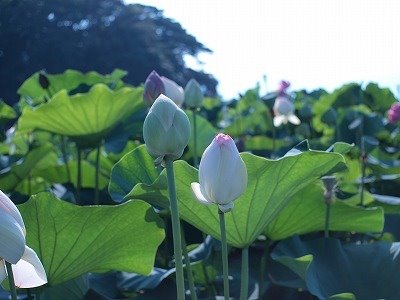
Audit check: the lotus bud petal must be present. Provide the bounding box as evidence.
[0,190,25,231]
[388,102,400,124]
[191,133,247,212]
[184,79,204,109]
[143,95,191,162]
[143,71,165,106]
[278,80,290,95]
[161,76,184,107]
[0,209,25,264]
[11,246,47,288]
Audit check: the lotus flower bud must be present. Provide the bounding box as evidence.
[38,71,50,90]
[273,96,300,127]
[161,76,184,107]
[322,176,337,204]
[184,79,204,109]
[388,102,400,124]
[143,71,164,106]
[143,95,191,163]
[278,80,290,95]
[191,133,247,212]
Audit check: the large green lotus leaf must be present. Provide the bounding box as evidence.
[128,151,346,248]
[18,69,127,105]
[0,144,57,192]
[185,110,218,159]
[109,145,159,203]
[272,236,400,299]
[32,159,109,189]
[18,84,144,148]
[265,183,384,240]
[244,135,294,151]
[18,193,165,286]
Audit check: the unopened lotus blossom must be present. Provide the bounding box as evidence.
[0,190,47,288]
[278,80,290,95]
[184,79,204,109]
[143,94,190,164]
[388,102,400,124]
[143,71,184,107]
[273,96,301,127]
[191,133,247,212]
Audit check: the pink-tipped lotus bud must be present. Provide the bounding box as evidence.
[191,133,247,212]
[143,71,164,106]
[278,80,290,95]
[388,102,400,124]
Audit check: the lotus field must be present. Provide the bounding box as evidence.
[0,69,399,300]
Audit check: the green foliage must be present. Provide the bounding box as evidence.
[18,193,165,286]
[125,150,346,248]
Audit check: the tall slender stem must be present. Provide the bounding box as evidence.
[60,136,71,182]
[193,110,199,167]
[94,145,101,205]
[324,202,331,238]
[218,210,230,300]
[165,158,185,300]
[360,136,366,207]
[76,148,82,204]
[181,225,198,300]
[5,262,17,300]
[259,239,271,299]
[239,246,249,300]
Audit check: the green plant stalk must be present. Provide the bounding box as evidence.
[165,158,185,300]
[94,145,101,205]
[60,136,71,182]
[360,136,366,207]
[259,239,271,299]
[76,148,82,204]
[193,110,199,167]
[239,246,249,300]
[181,226,198,300]
[219,210,230,300]
[5,262,17,300]
[324,202,331,238]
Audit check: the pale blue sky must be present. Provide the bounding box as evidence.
[134,0,400,100]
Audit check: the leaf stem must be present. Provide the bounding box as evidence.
[218,209,230,300]
[94,145,101,205]
[193,110,199,167]
[259,239,271,298]
[5,262,17,300]
[239,246,249,300]
[165,158,185,300]
[60,136,71,183]
[76,147,82,204]
[324,202,331,238]
[181,225,198,300]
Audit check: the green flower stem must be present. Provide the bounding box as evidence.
[5,261,17,300]
[181,225,198,300]
[324,202,331,238]
[192,109,199,167]
[218,209,230,300]
[76,147,82,204]
[60,136,71,182]
[165,158,185,300]
[259,239,271,299]
[94,145,101,205]
[360,136,366,207]
[239,246,249,300]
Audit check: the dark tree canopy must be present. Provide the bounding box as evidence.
[0,0,218,104]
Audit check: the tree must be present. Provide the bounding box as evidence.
[0,0,218,104]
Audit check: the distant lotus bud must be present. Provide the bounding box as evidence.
[322,176,337,204]
[38,71,50,90]
[143,71,164,106]
[273,96,300,127]
[388,102,400,124]
[191,133,247,212]
[143,95,190,163]
[161,76,184,107]
[184,79,204,109]
[278,80,290,95]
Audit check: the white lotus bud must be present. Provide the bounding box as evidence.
[191,133,247,212]
[143,95,191,163]
[184,79,204,109]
